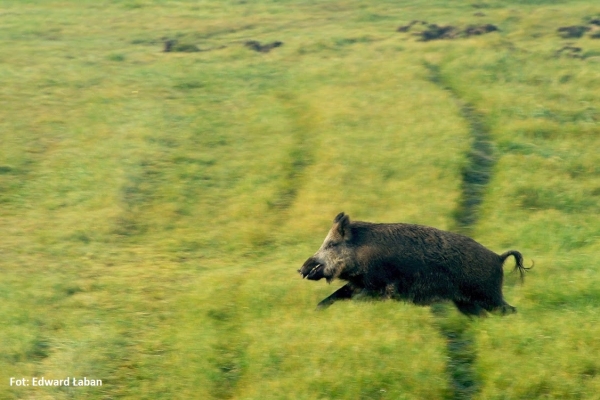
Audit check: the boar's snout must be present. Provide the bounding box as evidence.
[299,257,326,281]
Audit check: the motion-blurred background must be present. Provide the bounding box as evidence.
[1,1,600,398]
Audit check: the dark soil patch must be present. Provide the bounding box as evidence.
[555,44,583,59]
[162,39,226,53]
[464,24,498,36]
[397,20,428,32]
[557,25,590,39]
[244,40,283,53]
[163,39,200,52]
[420,24,461,41]
[163,39,177,52]
[558,17,600,39]
[589,23,600,39]
[397,22,499,41]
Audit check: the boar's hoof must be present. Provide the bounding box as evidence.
[497,304,517,315]
[315,299,333,310]
[453,300,488,318]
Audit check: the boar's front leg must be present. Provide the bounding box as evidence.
[317,283,359,309]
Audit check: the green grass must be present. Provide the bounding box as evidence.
[1,0,600,399]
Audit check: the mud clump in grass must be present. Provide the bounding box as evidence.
[464,24,499,36]
[554,43,600,60]
[420,24,461,41]
[555,44,583,59]
[557,25,590,39]
[557,17,600,39]
[163,39,200,53]
[397,20,428,32]
[163,38,227,53]
[244,40,283,53]
[397,22,499,41]
[163,39,177,52]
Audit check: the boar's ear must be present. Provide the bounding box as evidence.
[333,212,352,240]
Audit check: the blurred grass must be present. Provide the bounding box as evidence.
[1,0,599,399]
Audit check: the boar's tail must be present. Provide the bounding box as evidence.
[500,250,533,282]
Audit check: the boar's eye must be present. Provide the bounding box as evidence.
[324,241,338,249]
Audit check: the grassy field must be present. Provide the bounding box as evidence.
[1,1,600,399]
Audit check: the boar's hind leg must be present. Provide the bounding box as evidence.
[480,297,517,315]
[317,284,357,309]
[452,300,487,318]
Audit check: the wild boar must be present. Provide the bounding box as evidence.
[298,212,532,317]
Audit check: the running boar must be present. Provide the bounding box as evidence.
[298,212,531,317]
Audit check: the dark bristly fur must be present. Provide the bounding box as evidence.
[298,212,532,317]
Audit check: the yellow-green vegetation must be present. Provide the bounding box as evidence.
[1,0,599,399]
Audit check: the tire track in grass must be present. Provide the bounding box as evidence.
[424,62,495,400]
[206,300,248,400]
[267,97,316,213]
[205,99,315,397]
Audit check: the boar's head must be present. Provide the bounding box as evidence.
[298,212,356,283]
